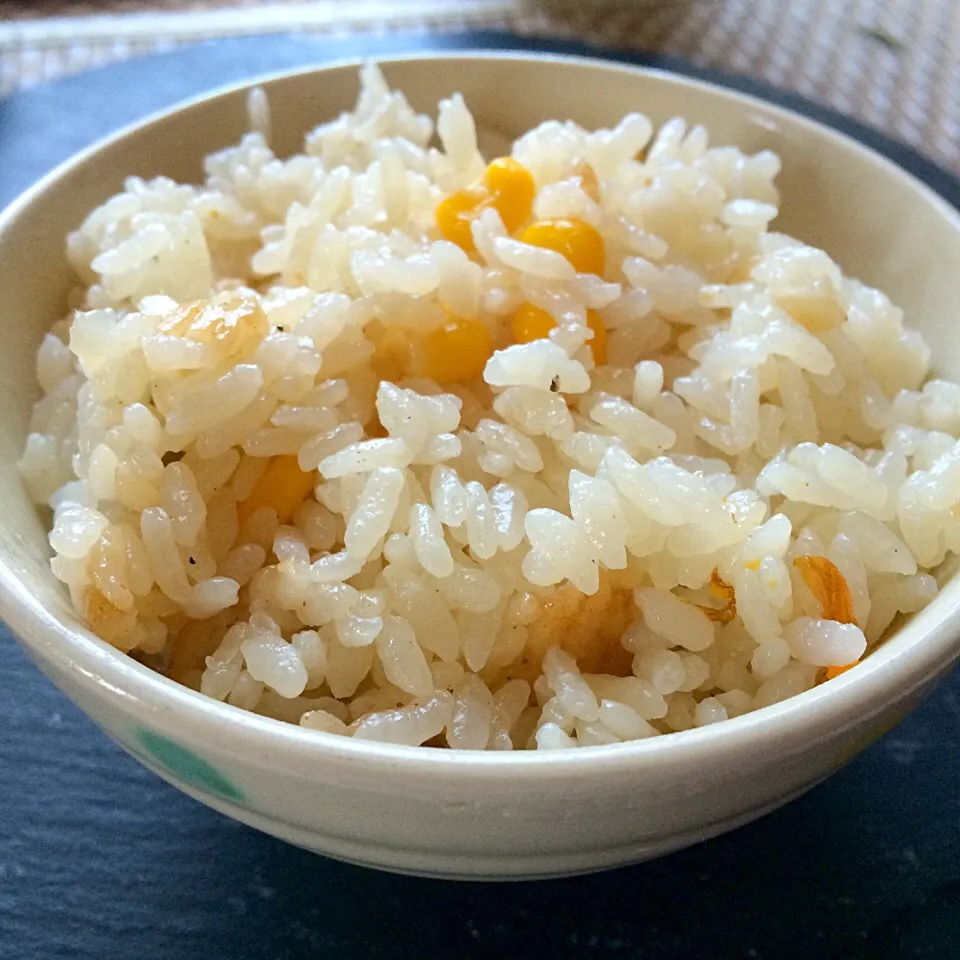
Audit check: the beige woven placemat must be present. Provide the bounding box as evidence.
[2,0,958,173]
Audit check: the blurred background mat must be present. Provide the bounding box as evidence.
[1,0,959,172]
[1,8,960,960]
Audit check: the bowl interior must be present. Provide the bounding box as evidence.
[2,53,960,730]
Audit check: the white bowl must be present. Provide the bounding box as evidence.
[2,53,960,880]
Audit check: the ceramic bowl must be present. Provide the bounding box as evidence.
[2,53,960,881]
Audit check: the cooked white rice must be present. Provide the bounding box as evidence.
[20,64,956,749]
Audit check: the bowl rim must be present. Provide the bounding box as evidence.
[3,48,960,778]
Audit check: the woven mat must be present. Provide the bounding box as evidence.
[1,0,959,173]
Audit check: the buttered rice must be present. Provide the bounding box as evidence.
[19,65,958,749]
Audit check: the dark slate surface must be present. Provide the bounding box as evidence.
[1,32,959,960]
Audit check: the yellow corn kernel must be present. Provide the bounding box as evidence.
[520,218,605,276]
[484,157,535,233]
[435,185,487,253]
[435,157,535,253]
[413,314,493,384]
[825,662,858,680]
[237,455,316,526]
[520,218,606,274]
[510,303,607,365]
[157,292,268,362]
[511,303,556,345]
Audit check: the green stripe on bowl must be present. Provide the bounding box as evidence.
[135,728,243,802]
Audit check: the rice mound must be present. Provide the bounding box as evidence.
[20,64,959,749]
